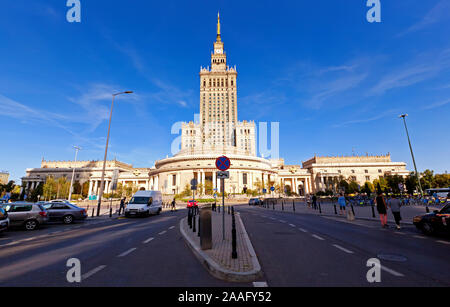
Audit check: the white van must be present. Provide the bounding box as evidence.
[125,190,162,217]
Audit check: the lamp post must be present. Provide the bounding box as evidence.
[68,145,81,202]
[399,114,424,199]
[96,91,133,216]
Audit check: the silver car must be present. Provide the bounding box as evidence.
[0,206,9,233]
[2,203,49,230]
[42,202,87,224]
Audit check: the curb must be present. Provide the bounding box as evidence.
[257,206,414,225]
[179,215,263,283]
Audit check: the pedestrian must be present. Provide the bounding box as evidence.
[119,197,126,215]
[375,192,388,228]
[171,198,177,212]
[388,194,402,230]
[312,194,317,210]
[338,193,346,215]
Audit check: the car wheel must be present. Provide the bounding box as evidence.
[63,215,74,224]
[157,208,161,215]
[422,222,434,235]
[24,219,39,231]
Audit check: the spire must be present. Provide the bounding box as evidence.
[216,11,221,42]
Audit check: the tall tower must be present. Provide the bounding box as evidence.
[199,13,238,148]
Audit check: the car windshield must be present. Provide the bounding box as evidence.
[129,197,150,204]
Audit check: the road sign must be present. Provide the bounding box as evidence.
[263,188,267,193]
[270,186,275,192]
[191,179,198,186]
[215,156,231,171]
[217,171,229,179]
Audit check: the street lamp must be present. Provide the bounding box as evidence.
[96,91,133,216]
[399,114,425,204]
[68,145,82,202]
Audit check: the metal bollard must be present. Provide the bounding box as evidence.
[318,202,322,214]
[198,211,201,237]
[109,207,112,218]
[231,207,237,259]
[193,214,196,232]
[351,205,355,216]
[273,201,275,210]
[293,199,295,212]
[91,208,94,217]
[371,205,375,218]
[334,203,337,215]
[282,200,284,211]
[188,208,192,228]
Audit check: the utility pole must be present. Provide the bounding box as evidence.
[68,146,81,202]
[97,91,133,216]
[399,114,424,198]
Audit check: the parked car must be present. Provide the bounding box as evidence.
[41,202,87,224]
[125,190,162,217]
[413,203,450,235]
[0,206,9,233]
[1,203,48,230]
[249,198,261,206]
[187,199,198,208]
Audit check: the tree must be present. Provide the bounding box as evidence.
[30,183,44,202]
[72,181,82,195]
[81,181,90,198]
[434,174,450,188]
[420,169,434,190]
[385,175,404,194]
[361,182,374,195]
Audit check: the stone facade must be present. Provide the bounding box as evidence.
[0,171,9,185]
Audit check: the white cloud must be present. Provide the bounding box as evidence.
[401,0,450,35]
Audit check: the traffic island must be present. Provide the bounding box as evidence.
[180,207,262,282]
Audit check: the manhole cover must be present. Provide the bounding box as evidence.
[377,253,408,262]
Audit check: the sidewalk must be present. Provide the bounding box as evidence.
[180,207,262,282]
[260,199,441,225]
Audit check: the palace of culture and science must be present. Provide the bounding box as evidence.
[21,14,410,198]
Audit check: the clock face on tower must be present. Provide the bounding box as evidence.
[215,49,222,54]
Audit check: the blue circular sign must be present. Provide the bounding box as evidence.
[215,156,231,171]
[270,186,275,192]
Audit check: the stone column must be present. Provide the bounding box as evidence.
[94,180,98,195]
[88,180,93,196]
[213,171,216,190]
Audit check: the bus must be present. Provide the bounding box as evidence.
[426,188,450,198]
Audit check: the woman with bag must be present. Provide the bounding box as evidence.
[375,192,388,228]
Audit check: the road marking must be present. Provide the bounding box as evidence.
[253,281,268,287]
[394,232,406,235]
[158,230,167,235]
[143,237,154,244]
[298,228,308,233]
[22,238,34,241]
[81,265,107,280]
[279,220,286,223]
[168,226,175,230]
[332,244,354,254]
[289,223,295,227]
[117,248,137,257]
[312,234,325,241]
[413,235,425,239]
[380,265,404,277]
[436,240,450,245]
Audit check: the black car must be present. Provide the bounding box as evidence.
[413,203,450,235]
[249,198,261,206]
[42,202,88,224]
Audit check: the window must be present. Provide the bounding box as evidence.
[172,175,176,186]
[10,205,32,212]
[351,170,355,173]
[243,173,248,185]
[365,176,370,181]
[378,169,382,173]
[365,170,368,173]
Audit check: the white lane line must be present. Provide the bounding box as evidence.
[279,220,286,223]
[312,234,325,241]
[168,226,175,230]
[117,247,137,257]
[143,237,154,244]
[22,238,34,241]
[253,281,268,287]
[436,240,450,245]
[394,232,406,235]
[413,235,425,239]
[332,244,354,254]
[81,265,107,280]
[289,223,295,227]
[298,228,308,233]
[380,265,404,277]
[158,230,167,235]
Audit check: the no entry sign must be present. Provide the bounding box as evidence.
[215,156,231,171]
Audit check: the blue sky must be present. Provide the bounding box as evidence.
[1,0,449,182]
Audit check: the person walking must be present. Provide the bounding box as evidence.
[338,193,346,215]
[388,195,402,229]
[171,198,177,212]
[312,194,317,210]
[375,192,388,228]
[119,197,126,216]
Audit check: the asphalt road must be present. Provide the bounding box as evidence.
[0,209,251,287]
[238,205,450,287]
